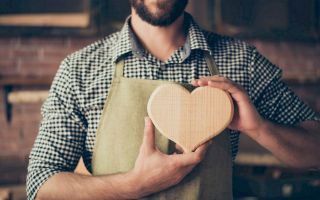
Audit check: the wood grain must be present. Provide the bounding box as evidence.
[0,13,90,27]
[8,90,49,104]
[147,84,234,152]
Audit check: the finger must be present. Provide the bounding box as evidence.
[173,146,207,167]
[198,80,209,86]
[208,80,248,102]
[175,143,184,154]
[191,79,208,87]
[190,75,221,86]
[142,116,156,152]
[190,80,198,86]
[197,76,217,86]
[207,76,243,90]
[199,76,219,82]
[172,139,212,165]
[194,141,210,158]
[201,76,238,85]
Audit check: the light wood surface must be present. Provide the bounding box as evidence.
[147,84,234,152]
[0,13,90,27]
[8,90,49,104]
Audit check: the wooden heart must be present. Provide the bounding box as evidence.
[147,84,234,152]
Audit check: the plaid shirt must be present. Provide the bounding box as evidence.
[27,13,319,200]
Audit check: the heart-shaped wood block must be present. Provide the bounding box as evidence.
[147,84,234,152]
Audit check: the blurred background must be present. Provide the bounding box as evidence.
[0,0,319,199]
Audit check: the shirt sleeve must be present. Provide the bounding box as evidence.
[249,48,320,125]
[26,57,87,200]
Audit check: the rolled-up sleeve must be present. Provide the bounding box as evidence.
[249,48,320,125]
[26,57,87,200]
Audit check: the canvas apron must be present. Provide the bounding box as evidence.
[92,53,233,200]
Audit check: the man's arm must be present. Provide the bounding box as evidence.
[35,117,209,200]
[251,119,320,169]
[192,76,320,169]
[28,55,209,200]
[36,172,136,200]
[27,57,88,200]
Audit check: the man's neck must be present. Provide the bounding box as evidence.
[130,9,187,62]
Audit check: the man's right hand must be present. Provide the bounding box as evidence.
[130,117,210,198]
[35,117,209,200]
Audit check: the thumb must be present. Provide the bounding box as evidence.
[142,116,156,152]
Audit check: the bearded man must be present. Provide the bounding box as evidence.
[27,0,320,199]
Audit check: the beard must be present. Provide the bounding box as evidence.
[130,0,188,26]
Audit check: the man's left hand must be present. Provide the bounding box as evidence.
[191,76,265,138]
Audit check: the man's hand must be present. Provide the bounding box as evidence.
[36,117,209,200]
[131,117,209,198]
[191,76,265,139]
[191,76,320,169]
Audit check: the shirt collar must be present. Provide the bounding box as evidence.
[185,13,212,55]
[111,13,212,63]
[111,16,133,63]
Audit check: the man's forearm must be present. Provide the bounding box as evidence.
[34,117,208,200]
[246,120,320,169]
[36,171,139,200]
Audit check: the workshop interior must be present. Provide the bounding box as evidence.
[0,0,319,199]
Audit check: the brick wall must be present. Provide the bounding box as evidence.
[0,36,98,185]
[0,36,319,185]
[0,37,98,77]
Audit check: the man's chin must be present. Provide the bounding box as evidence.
[139,14,181,27]
[131,0,188,27]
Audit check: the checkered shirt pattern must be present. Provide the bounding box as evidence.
[26,13,319,200]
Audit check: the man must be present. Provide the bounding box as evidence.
[27,0,320,199]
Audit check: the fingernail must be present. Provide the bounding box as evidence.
[144,116,148,124]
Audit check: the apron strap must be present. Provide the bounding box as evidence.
[114,59,125,78]
[204,52,220,76]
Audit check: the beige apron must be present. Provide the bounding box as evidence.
[92,53,233,200]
